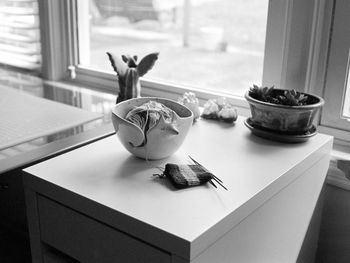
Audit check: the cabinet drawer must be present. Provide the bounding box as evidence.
[37,196,170,263]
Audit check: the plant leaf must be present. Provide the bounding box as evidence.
[137,52,159,77]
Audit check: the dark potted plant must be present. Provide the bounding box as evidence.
[245,85,324,138]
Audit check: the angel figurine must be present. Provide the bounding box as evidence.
[106,52,159,103]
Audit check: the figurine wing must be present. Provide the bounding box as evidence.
[106,52,128,77]
[137,52,159,77]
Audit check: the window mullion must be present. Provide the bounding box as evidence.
[38,0,70,81]
[304,0,332,96]
[262,0,290,89]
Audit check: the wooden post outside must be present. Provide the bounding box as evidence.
[183,0,191,47]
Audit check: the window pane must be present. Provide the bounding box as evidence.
[79,0,268,96]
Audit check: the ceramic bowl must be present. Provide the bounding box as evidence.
[245,90,324,133]
[111,97,193,160]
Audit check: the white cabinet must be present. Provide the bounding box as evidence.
[23,117,333,262]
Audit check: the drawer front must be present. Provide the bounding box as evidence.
[37,196,170,263]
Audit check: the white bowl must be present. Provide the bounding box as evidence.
[111,97,193,160]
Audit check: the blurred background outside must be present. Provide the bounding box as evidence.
[85,0,269,96]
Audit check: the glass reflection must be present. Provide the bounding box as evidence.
[0,68,116,160]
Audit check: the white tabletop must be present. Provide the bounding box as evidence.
[24,116,333,259]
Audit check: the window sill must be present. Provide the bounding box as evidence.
[65,68,253,117]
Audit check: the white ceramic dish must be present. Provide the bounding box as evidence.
[111,97,193,160]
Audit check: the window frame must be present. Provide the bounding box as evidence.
[38,0,69,80]
[318,0,350,137]
[305,0,350,146]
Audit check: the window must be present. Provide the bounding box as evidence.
[76,0,268,97]
[45,0,313,110]
[45,0,314,103]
